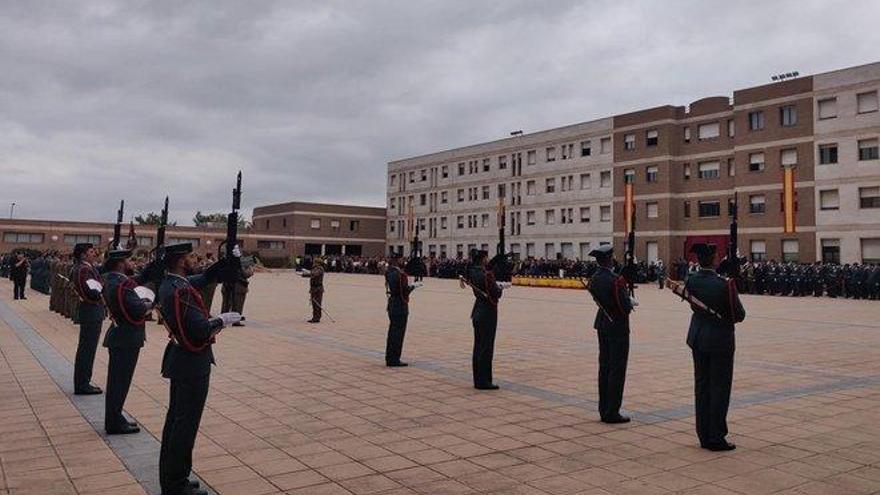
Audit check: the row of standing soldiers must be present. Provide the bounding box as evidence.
[732,261,880,299]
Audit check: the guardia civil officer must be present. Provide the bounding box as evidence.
[308,258,325,323]
[385,253,418,367]
[158,243,241,495]
[101,249,153,434]
[587,244,633,423]
[685,243,746,451]
[468,249,503,390]
[70,243,106,395]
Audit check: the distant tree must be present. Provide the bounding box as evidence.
[193,211,248,228]
[134,212,176,226]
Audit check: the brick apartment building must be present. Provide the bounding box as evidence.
[387,61,880,264]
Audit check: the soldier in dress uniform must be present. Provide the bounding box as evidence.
[468,249,504,390]
[11,252,29,300]
[587,244,633,423]
[684,243,746,451]
[102,249,152,435]
[70,243,106,395]
[385,253,417,367]
[308,258,325,323]
[158,243,240,495]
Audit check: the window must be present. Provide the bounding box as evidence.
[458,163,465,175]
[600,137,611,154]
[782,240,799,262]
[456,216,464,229]
[526,180,536,195]
[818,98,837,119]
[482,186,490,200]
[698,122,720,140]
[698,161,720,179]
[780,105,797,127]
[860,187,880,208]
[600,171,611,188]
[389,174,396,186]
[497,184,506,198]
[698,200,721,217]
[545,243,556,259]
[420,194,427,206]
[390,197,396,209]
[624,168,635,184]
[646,202,658,219]
[781,148,798,168]
[481,213,489,227]
[389,221,395,233]
[857,91,879,114]
[727,158,735,177]
[409,171,415,183]
[727,119,735,137]
[526,150,536,165]
[526,211,536,225]
[498,155,507,170]
[421,169,427,181]
[545,178,556,193]
[545,209,556,225]
[440,217,447,229]
[859,139,879,160]
[600,205,611,222]
[167,237,200,247]
[624,133,636,150]
[441,165,448,178]
[728,198,736,216]
[349,220,360,232]
[561,143,574,160]
[560,208,574,224]
[441,191,448,204]
[683,163,691,180]
[821,238,840,263]
[750,240,767,262]
[4,232,44,244]
[684,127,691,142]
[862,238,880,263]
[257,240,285,250]
[580,173,591,189]
[646,129,658,147]
[579,207,591,223]
[481,158,489,172]
[310,219,321,229]
[330,220,341,229]
[748,111,765,130]
[580,140,592,156]
[749,194,766,214]
[646,166,658,183]
[546,147,556,162]
[819,144,838,165]
[749,152,765,172]
[683,200,691,218]
[63,234,100,245]
[580,242,591,260]
[820,189,839,210]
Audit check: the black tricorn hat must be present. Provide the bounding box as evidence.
[105,249,133,261]
[73,243,94,259]
[690,243,716,257]
[589,244,614,258]
[470,249,489,262]
[164,242,193,257]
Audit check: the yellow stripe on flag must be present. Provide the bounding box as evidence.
[624,182,634,234]
[783,168,795,233]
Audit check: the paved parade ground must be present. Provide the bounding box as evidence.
[0,272,879,495]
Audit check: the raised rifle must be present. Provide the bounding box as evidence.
[719,193,743,280]
[489,198,513,282]
[110,200,125,250]
[215,172,246,309]
[155,196,169,258]
[623,206,637,300]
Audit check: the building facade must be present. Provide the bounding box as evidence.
[388,61,880,265]
[250,201,386,257]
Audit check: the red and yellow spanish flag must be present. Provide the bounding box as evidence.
[624,182,635,234]
[782,167,796,233]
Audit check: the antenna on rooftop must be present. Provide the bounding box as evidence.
[771,71,800,82]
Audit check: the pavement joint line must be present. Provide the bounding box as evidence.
[0,299,217,495]
[244,317,880,424]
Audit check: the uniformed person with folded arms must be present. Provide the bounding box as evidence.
[588,244,633,423]
[468,249,504,390]
[308,257,325,323]
[158,243,241,495]
[385,253,419,367]
[70,243,106,395]
[101,249,154,435]
[684,243,746,451]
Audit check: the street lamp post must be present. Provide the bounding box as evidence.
[9,202,15,219]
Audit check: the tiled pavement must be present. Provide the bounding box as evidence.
[0,272,879,495]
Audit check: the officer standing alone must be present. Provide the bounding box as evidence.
[70,243,106,395]
[468,249,504,390]
[684,243,746,451]
[308,258,325,323]
[385,253,419,367]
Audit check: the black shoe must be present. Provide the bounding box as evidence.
[386,362,409,367]
[184,487,208,495]
[475,384,500,390]
[127,420,138,427]
[307,319,320,323]
[188,479,201,489]
[704,441,736,451]
[106,424,140,435]
[74,385,103,395]
[232,321,245,327]
[601,415,631,424]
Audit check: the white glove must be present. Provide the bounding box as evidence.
[86,279,103,292]
[409,282,424,290]
[497,282,512,289]
[630,295,640,307]
[134,286,155,303]
[232,245,242,258]
[218,312,243,327]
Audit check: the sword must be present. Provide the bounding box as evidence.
[665,279,727,321]
[459,275,490,299]
[578,277,614,323]
[310,296,336,323]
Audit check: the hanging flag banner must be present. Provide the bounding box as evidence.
[624,182,635,234]
[783,167,796,233]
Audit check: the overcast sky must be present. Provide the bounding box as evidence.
[2,0,878,225]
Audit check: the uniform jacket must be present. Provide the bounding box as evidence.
[71,261,106,323]
[385,266,413,315]
[159,273,222,379]
[589,266,632,333]
[468,266,503,319]
[685,269,746,353]
[310,266,325,294]
[102,271,150,349]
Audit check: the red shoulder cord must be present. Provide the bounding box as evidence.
[77,265,102,304]
[116,278,146,326]
[484,271,499,308]
[612,275,628,317]
[399,269,410,304]
[170,285,214,352]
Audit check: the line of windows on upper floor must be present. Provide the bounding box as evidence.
[388,137,613,189]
